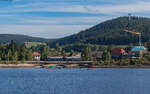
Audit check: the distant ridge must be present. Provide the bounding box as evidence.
[52,16,150,45]
[0,34,51,44]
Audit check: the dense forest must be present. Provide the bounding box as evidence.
[51,16,150,46]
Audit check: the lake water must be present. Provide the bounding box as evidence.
[0,68,150,94]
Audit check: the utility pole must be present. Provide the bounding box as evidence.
[8,51,9,63]
[139,33,142,46]
[128,13,131,22]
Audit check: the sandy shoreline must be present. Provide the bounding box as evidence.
[0,64,39,68]
[92,65,150,68]
[0,64,150,68]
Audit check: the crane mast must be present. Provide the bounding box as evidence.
[124,30,141,46]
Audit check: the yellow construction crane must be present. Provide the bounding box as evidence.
[124,30,141,35]
[124,30,141,46]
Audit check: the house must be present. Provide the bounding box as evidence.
[92,51,103,60]
[129,46,149,58]
[131,46,148,54]
[111,48,127,58]
[33,51,41,61]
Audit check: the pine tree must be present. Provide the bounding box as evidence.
[70,50,74,56]
[12,51,18,61]
[19,45,26,61]
[88,47,93,61]
[81,47,93,61]
[94,45,99,51]
[61,50,67,60]
[55,43,61,51]
[41,46,49,61]
[102,50,111,64]
[26,50,33,61]
[53,49,59,56]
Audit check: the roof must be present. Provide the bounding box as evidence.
[47,56,63,58]
[131,46,147,51]
[92,51,103,54]
[111,48,126,56]
[66,56,81,59]
[47,56,81,59]
[33,51,41,56]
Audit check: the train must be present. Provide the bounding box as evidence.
[47,56,81,61]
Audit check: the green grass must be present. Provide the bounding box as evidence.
[116,45,129,48]
[25,42,46,48]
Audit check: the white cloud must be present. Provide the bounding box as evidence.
[1,1,150,15]
[23,16,112,25]
[0,0,150,38]
[85,1,150,14]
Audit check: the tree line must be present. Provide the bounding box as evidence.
[0,41,75,63]
[1,39,150,65]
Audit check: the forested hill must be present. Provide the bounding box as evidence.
[0,34,50,44]
[52,16,150,45]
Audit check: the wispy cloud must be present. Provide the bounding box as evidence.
[0,0,150,38]
[22,16,112,25]
[1,1,150,15]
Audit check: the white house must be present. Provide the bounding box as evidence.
[33,51,41,61]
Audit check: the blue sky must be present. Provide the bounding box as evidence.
[0,0,150,38]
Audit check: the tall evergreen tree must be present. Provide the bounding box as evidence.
[69,50,75,56]
[81,47,93,61]
[61,50,67,60]
[26,50,33,61]
[102,50,111,63]
[41,45,50,60]
[12,51,18,61]
[19,45,26,61]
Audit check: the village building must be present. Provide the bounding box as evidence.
[111,48,127,58]
[128,46,148,58]
[131,46,148,53]
[33,51,41,61]
[92,51,103,60]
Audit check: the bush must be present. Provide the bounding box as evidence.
[111,59,115,65]
[92,62,99,65]
[104,60,110,65]
[120,59,130,65]
[131,59,139,65]
[140,57,149,65]
[99,60,104,65]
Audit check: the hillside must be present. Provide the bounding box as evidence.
[52,16,150,45]
[0,34,50,44]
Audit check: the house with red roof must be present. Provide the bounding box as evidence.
[33,51,41,61]
[111,48,127,58]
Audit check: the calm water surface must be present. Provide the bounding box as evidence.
[0,68,150,94]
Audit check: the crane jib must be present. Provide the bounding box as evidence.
[124,30,142,46]
[124,30,141,35]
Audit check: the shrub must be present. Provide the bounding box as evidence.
[120,59,130,65]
